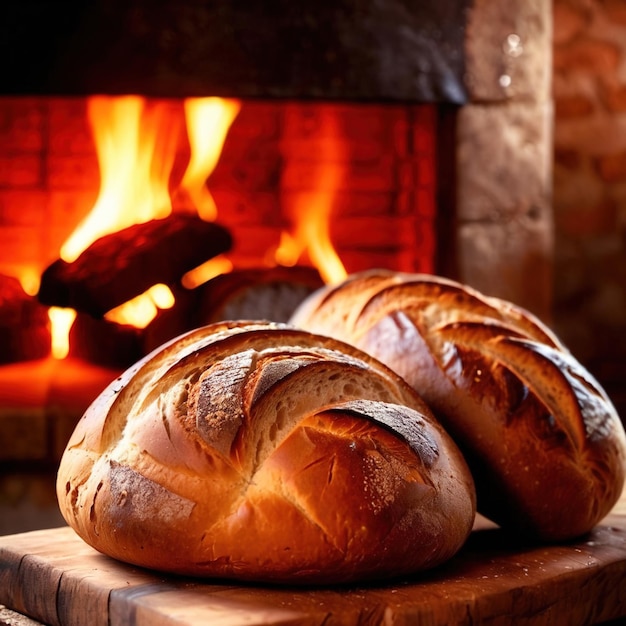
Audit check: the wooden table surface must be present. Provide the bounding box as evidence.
[2,496,626,626]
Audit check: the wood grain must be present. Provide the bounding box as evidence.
[2,504,626,625]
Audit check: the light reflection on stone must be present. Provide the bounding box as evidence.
[504,33,524,57]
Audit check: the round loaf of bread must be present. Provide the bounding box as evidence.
[56,321,476,584]
[290,269,626,541]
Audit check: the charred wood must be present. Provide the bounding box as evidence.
[0,275,50,364]
[37,215,232,317]
[68,313,143,370]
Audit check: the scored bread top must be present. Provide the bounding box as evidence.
[57,320,476,584]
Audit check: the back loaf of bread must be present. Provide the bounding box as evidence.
[290,269,626,541]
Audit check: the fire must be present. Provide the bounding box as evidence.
[61,96,177,263]
[275,109,347,285]
[48,307,77,360]
[49,95,241,355]
[46,97,348,360]
[105,283,175,329]
[17,268,41,297]
[181,254,234,290]
[179,98,242,221]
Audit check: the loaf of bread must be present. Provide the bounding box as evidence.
[290,269,626,541]
[56,321,476,584]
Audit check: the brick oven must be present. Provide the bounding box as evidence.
[0,0,553,533]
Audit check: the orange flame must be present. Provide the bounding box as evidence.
[104,283,175,329]
[61,96,177,263]
[17,269,41,297]
[181,254,234,290]
[179,98,241,221]
[275,108,347,284]
[49,96,240,354]
[48,307,77,360]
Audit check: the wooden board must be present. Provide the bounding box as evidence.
[2,505,626,626]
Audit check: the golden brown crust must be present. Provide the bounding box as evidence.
[56,320,476,584]
[290,269,626,541]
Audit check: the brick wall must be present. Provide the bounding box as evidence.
[0,98,98,283]
[552,0,626,418]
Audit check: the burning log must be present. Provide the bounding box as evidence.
[0,275,50,364]
[37,214,232,317]
[68,313,144,369]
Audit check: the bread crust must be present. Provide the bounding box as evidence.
[290,269,626,541]
[56,320,476,584]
